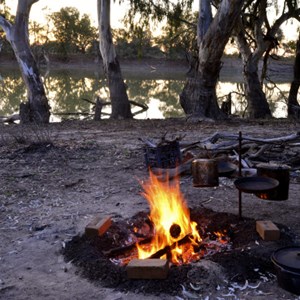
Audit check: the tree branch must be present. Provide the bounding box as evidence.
[0,15,12,37]
[269,8,300,37]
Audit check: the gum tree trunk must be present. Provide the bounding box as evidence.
[180,0,244,121]
[288,32,300,118]
[234,3,271,119]
[97,0,132,119]
[233,46,271,118]
[0,0,50,124]
[235,1,300,118]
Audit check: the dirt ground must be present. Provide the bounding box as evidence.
[0,118,299,300]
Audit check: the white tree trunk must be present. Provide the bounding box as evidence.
[0,0,50,123]
[234,2,300,118]
[198,0,212,45]
[97,0,132,119]
[288,32,300,118]
[180,0,244,120]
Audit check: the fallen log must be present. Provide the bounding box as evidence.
[182,132,300,170]
[82,98,148,118]
[201,132,300,144]
[0,114,20,123]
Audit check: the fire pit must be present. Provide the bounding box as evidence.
[62,171,296,297]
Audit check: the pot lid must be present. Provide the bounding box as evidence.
[272,246,300,272]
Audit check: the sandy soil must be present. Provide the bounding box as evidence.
[0,118,299,300]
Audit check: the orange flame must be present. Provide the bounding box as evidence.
[137,171,202,264]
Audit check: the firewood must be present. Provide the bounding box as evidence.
[147,234,192,259]
[103,236,152,257]
[0,114,20,123]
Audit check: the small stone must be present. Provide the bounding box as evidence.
[126,259,169,279]
[85,216,112,237]
[256,220,280,241]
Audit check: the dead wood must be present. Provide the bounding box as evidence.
[181,132,300,170]
[147,234,193,259]
[82,98,148,118]
[198,132,300,151]
[94,97,103,121]
[130,100,148,117]
[0,114,20,123]
[103,237,152,257]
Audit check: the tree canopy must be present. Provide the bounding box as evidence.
[48,7,97,56]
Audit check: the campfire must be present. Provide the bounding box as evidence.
[136,170,202,264]
[62,172,294,297]
[103,170,230,268]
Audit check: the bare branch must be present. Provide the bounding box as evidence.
[0,15,12,36]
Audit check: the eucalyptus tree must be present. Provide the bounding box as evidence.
[288,31,300,118]
[124,0,196,59]
[125,0,244,120]
[0,0,12,53]
[156,10,198,59]
[0,0,50,123]
[97,0,132,119]
[234,0,300,118]
[180,0,244,120]
[48,7,97,57]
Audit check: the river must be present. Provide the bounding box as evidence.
[0,58,294,121]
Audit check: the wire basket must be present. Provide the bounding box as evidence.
[144,141,181,169]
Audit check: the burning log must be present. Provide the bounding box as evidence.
[103,236,152,257]
[147,234,193,260]
[170,223,181,238]
[148,245,172,260]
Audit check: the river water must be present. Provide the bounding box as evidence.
[0,60,294,121]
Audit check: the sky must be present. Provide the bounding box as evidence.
[5,0,300,40]
[7,0,128,28]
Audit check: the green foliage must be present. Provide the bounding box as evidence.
[120,0,196,59]
[0,1,15,55]
[47,7,97,58]
[124,0,193,26]
[29,20,49,45]
[0,0,14,21]
[156,10,198,59]
[113,26,163,59]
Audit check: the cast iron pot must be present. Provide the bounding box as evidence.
[271,246,300,295]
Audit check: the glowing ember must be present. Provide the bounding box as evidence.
[137,171,202,265]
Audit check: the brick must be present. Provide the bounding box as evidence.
[256,220,280,241]
[85,216,112,237]
[126,259,169,279]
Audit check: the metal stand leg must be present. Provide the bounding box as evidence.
[238,190,242,220]
[238,131,243,220]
